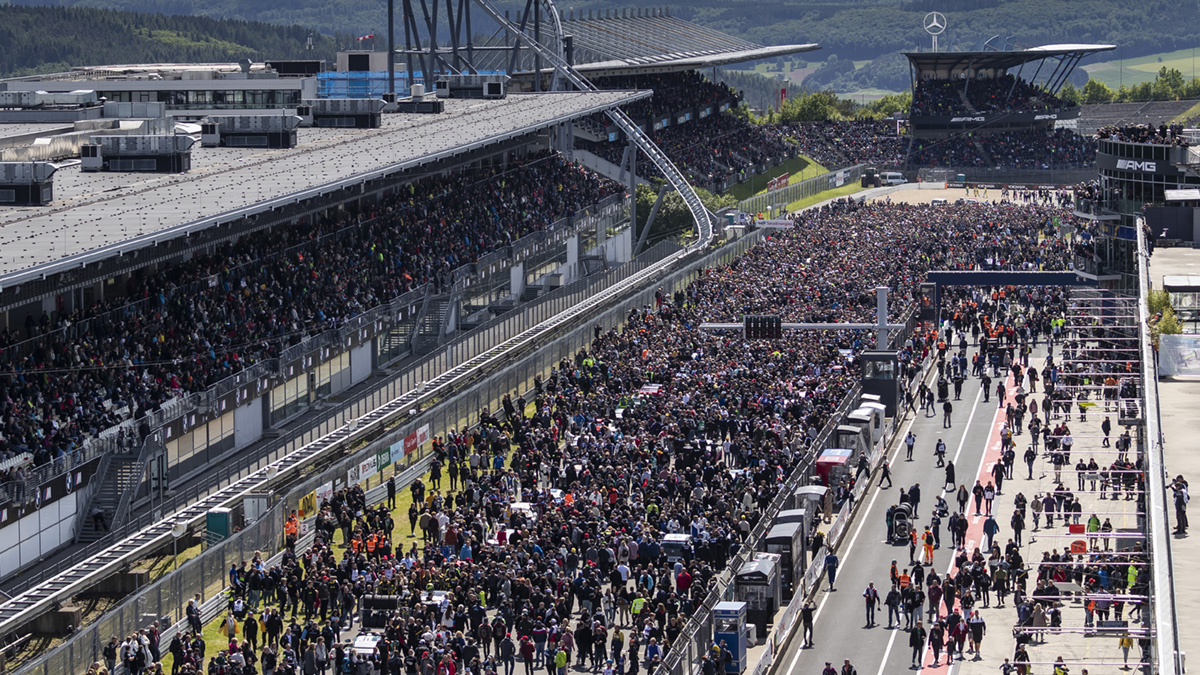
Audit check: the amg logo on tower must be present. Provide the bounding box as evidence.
[1034,113,1058,120]
[1116,159,1157,172]
[950,116,985,123]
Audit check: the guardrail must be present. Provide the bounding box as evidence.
[11,207,755,675]
[738,164,867,216]
[1136,220,1183,674]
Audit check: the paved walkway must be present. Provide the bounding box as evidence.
[777,330,1150,675]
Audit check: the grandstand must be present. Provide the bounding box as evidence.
[1078,100,1200,135]
[0,7,1183,675]
[904,44,1114,136]
[0,5,823,671]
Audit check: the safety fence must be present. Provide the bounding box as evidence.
[12,215,766,675]
[737,165,867,216]
[1136,224,1184,674]
[659,306,925,675]
[1157,333,1200,378]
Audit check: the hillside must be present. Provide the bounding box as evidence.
[5,0,1199,67]
[0,4,341,77]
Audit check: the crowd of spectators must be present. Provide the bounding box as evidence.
[0,153,620,479]
[142,198,1083,675]
[1095,123,1191,146]
[908,129,1095,169]
[780,121,907,168]
[582,72,798,189]
[912,76,1065,117]
[592,72,736,127]
[580,115,797,189]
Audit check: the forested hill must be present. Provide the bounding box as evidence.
[5,0,1200,65]
[0,4,341,77]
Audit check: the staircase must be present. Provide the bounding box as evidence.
[412,292,451,356]
[76,451,140,543]
[579,244,609,277]
[970,137,994,166]
[957,88,979,114]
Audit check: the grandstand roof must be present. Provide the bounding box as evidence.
[904,44,1115,74]
[561,8,819,77]
[0,90,646,289]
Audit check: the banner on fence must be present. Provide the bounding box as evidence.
[316,481,334,506]
[298,491,317,518]
[378,447,392,471]
[347,464,361,486]
[390,440,406,464]
[359,454,378,481]
[417,424,431,446]
[403,432,419,456]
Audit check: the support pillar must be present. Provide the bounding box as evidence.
[627,140,637,233]
[565,235,579,284]
[510,261,526,301]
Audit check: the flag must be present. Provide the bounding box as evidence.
[356,33,374,41]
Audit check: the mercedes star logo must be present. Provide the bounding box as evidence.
[923,11,946,35]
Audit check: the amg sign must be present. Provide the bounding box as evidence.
[950,116,986,123]
[1116,159,1157,172]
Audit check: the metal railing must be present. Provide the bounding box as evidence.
[11,203,755,675]
[1136,222,1183,675]
[738,164,867,216]
[0,194,627,514]
[659,306,920,675]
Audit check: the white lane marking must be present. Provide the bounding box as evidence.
[782,377,930,675]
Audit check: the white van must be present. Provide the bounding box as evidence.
[881,171,907,185]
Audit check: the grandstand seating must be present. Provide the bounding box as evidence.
[0,152,619,481]
[782,120,906,168]
[1078,100,1199,135]
[912,75,1064,117]
[584,72,799,190]
[909,128,1096,168]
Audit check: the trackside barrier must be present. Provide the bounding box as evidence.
[748,352,939,675]
[738,165,867,216]
[11,218,769,675]
[661,311,927,675]
[1136,221,1184,674]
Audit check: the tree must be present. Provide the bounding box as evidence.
[1158,308,1183,335]
[1059,81,1080,106]
[1153,66,1186,100]
[1148,289,1174,316]
[1080,79,1114,104]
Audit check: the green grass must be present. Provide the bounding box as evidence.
[1083,47,1200,89]
[785,182,867,212]
[840,88,903,103]
[725,155,826,201]
[1173,99,1200,123]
